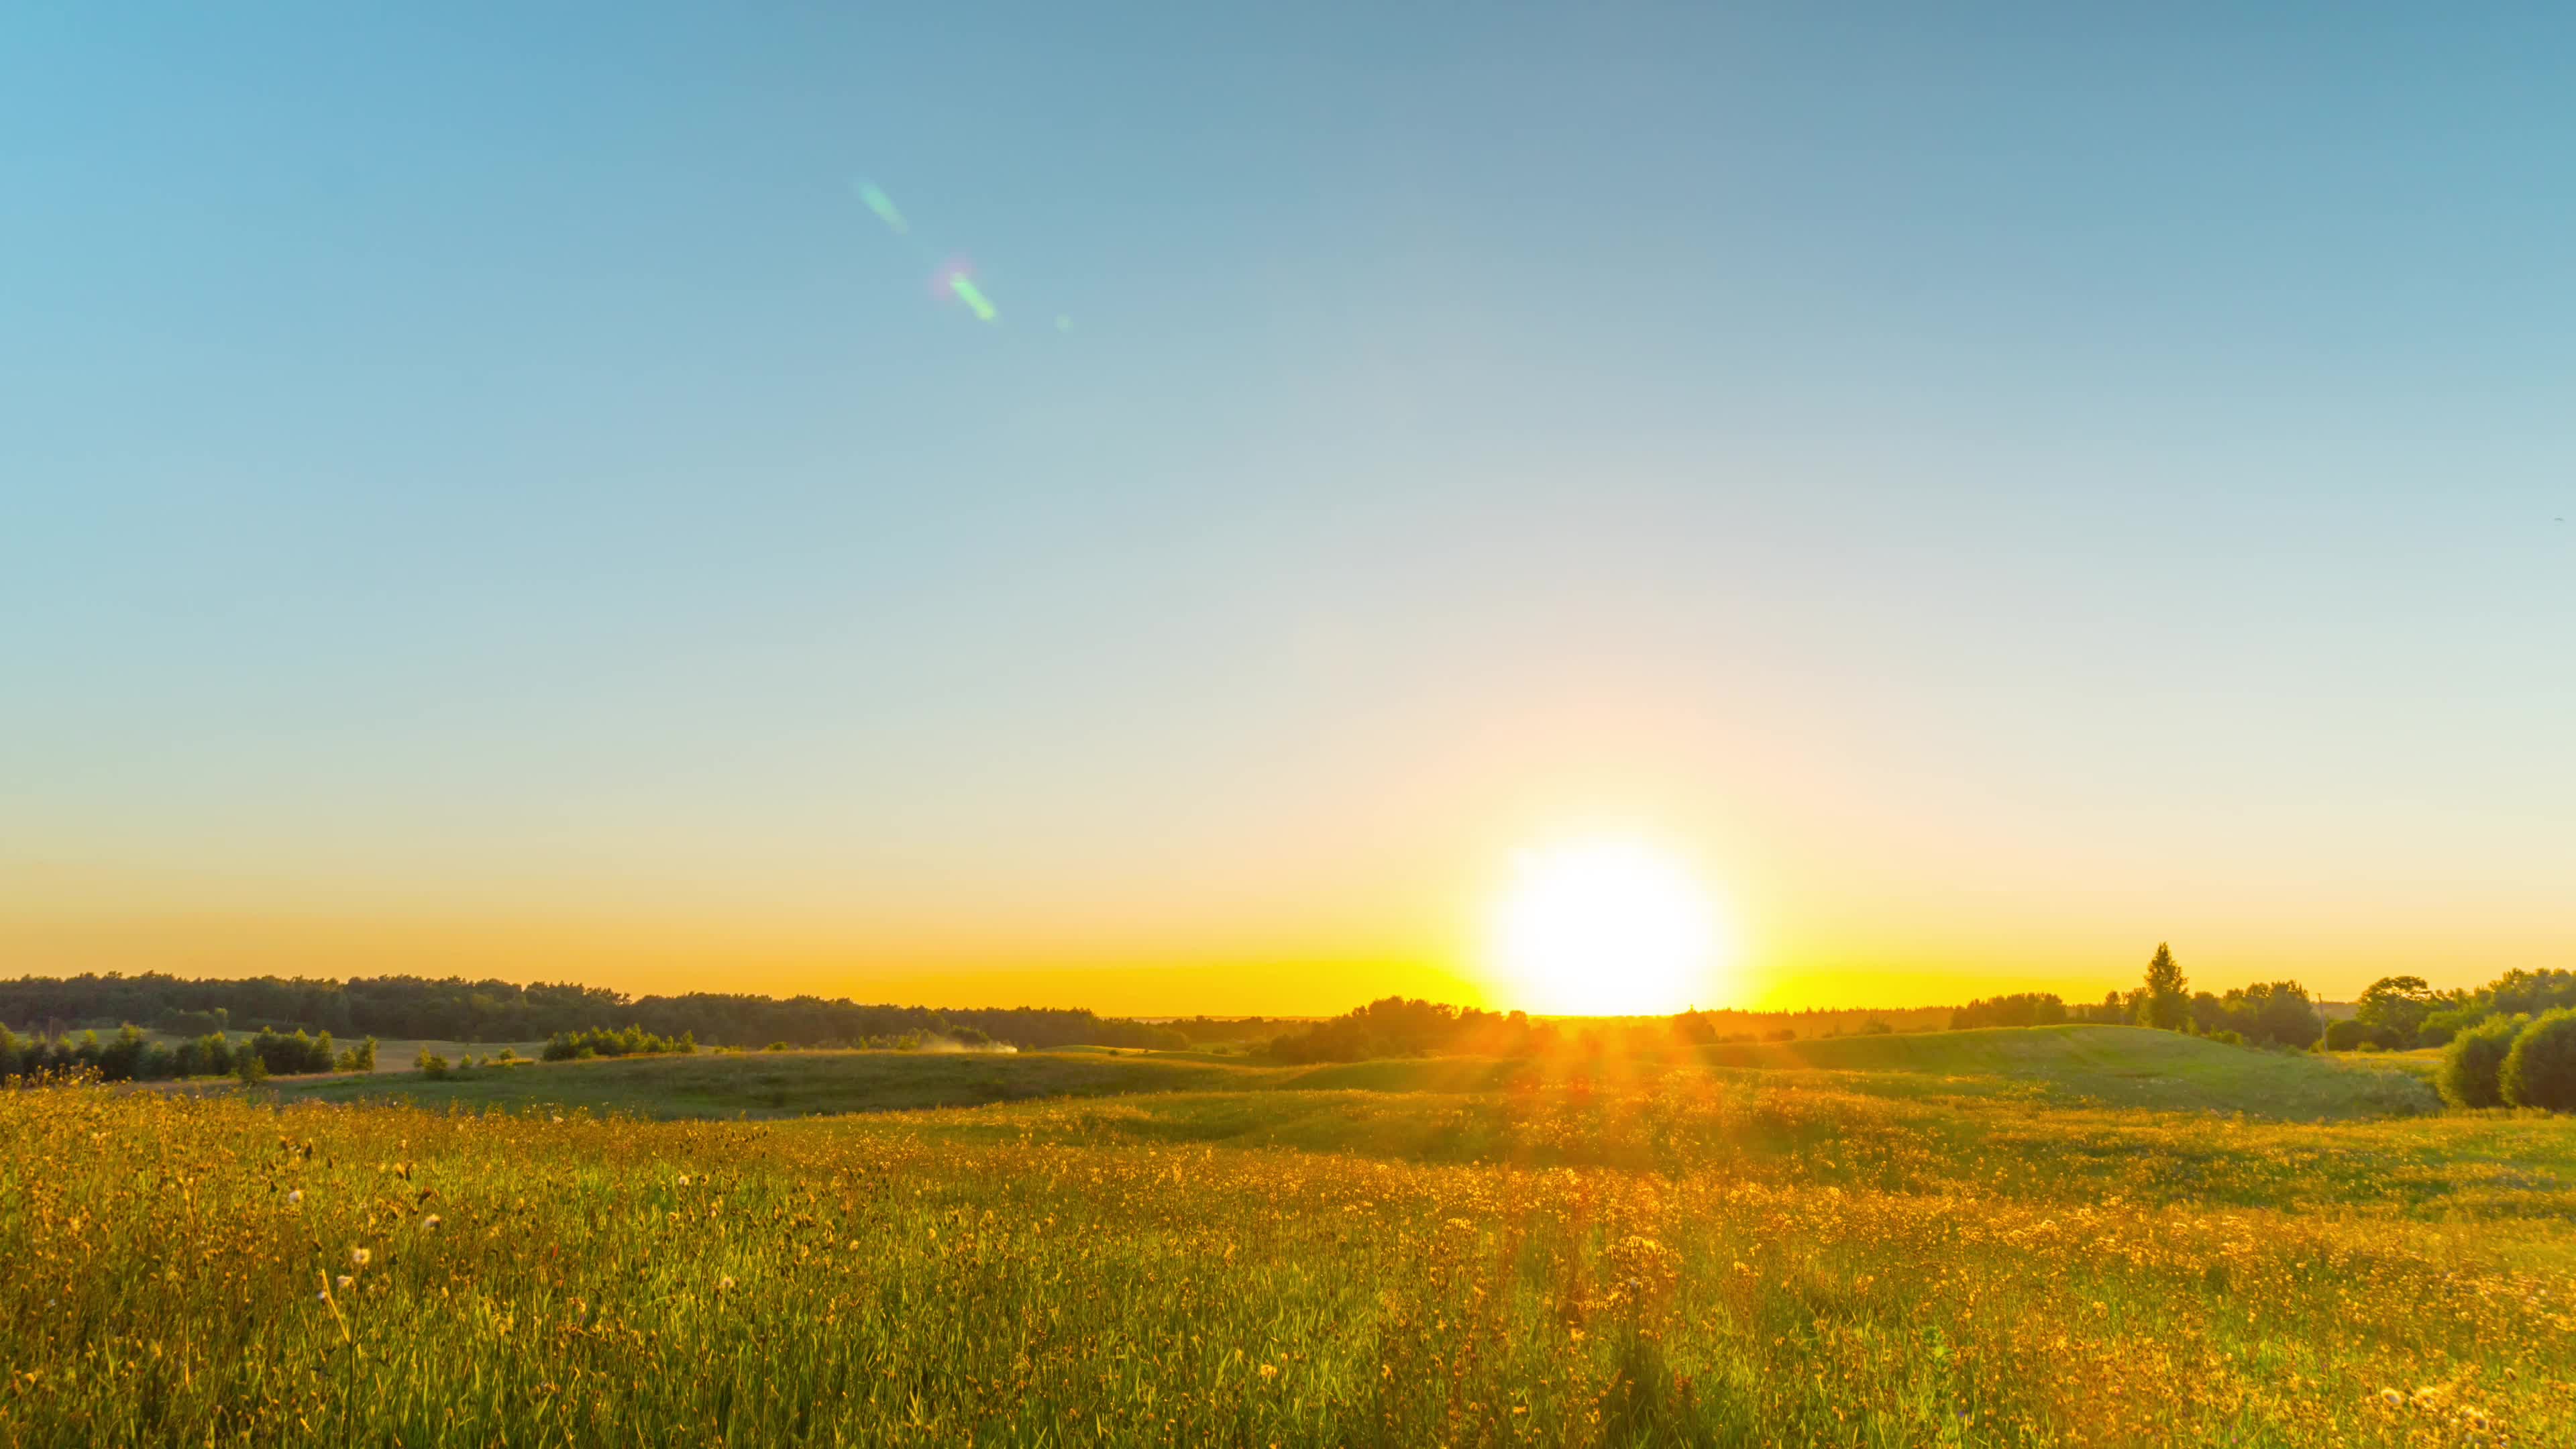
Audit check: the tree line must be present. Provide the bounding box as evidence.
[1260,1000,1904,1064]
[0,973,1215,1052]
[1953,947,2334,1049]
[1953,951,2576,1059]
[0,1023,376,1083]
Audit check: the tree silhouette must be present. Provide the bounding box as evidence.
[2137,943,2190,1031]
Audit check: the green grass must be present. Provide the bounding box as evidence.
[2327,1046,2446,1085]
[249,1024,2440,1124]
[9,1038,2569,1448]
[1697,1024,2445,1118]
[270,1047,1250,1117]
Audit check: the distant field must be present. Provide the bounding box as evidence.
[9,1023,2569,1448]
[2327,1046,2446,1085]
[238,1024,2444,1124]
[272,1046,1248,1116]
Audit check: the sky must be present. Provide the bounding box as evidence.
[4,3,2571,1016]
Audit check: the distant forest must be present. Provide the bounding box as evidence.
[0,973,1297,1053]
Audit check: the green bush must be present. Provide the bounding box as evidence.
[2322,1019,2369,1052]
[419,1052,451,1081]
[544,1025,696,1061]
[2419,1004,2489,1048]
[2500,1008,2576,1112]
[2437,1015,2523,1109]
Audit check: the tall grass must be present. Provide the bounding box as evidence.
[3,1078,2567,1446]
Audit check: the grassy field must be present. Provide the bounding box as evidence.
[2326,1047,2447,1087]
[250,1026,2443,1124]
[5,1027,2567,1447]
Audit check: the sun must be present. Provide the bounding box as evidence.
[1487,837,1725,1016]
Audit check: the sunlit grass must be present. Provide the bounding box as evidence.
[5,1059,2571,1446]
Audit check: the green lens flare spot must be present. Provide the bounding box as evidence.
[949,276,997,322]
[857,182,909,235]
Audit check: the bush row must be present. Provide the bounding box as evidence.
[1,1025,376,1083]
[541,1025,698,1061]
[2437,1008,2576,1110]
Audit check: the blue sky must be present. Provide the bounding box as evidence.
[4,4,2570,1009]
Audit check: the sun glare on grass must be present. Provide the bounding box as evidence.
[1488,837,1726,1016]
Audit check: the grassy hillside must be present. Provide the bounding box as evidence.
[246,1024,2440,1124]
[1699,1024,2444,1119]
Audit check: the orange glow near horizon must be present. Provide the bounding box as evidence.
[9,847,2559,1021]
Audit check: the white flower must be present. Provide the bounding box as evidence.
[422,1214,441,1230]
[335,1275,354,1291]
[350,1246,372,1269]
[287,1189,303,1205]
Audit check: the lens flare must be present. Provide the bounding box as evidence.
[856,182,908,235]
[930,260,998,323]
[948,274,998,323]
[855,176,1043,329]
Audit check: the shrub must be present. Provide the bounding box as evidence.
[2206,1030,2245,1047]
[244,1026,333,1076]
[2418,1004,2489,1048]
[2437,1016,2524,1109]
[233,1053,269,1085]
[2322,1018,2369,1052]
[419,1052,451,1081]
[175,1032,233,1078]
[2500,1008,2576,1112]
[545,1026,696,1061]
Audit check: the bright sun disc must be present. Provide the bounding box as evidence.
[1488,838,1723,1016]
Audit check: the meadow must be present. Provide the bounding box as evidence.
[5,1026,2571,1448]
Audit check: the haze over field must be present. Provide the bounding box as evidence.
[5,3,2572,1016]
